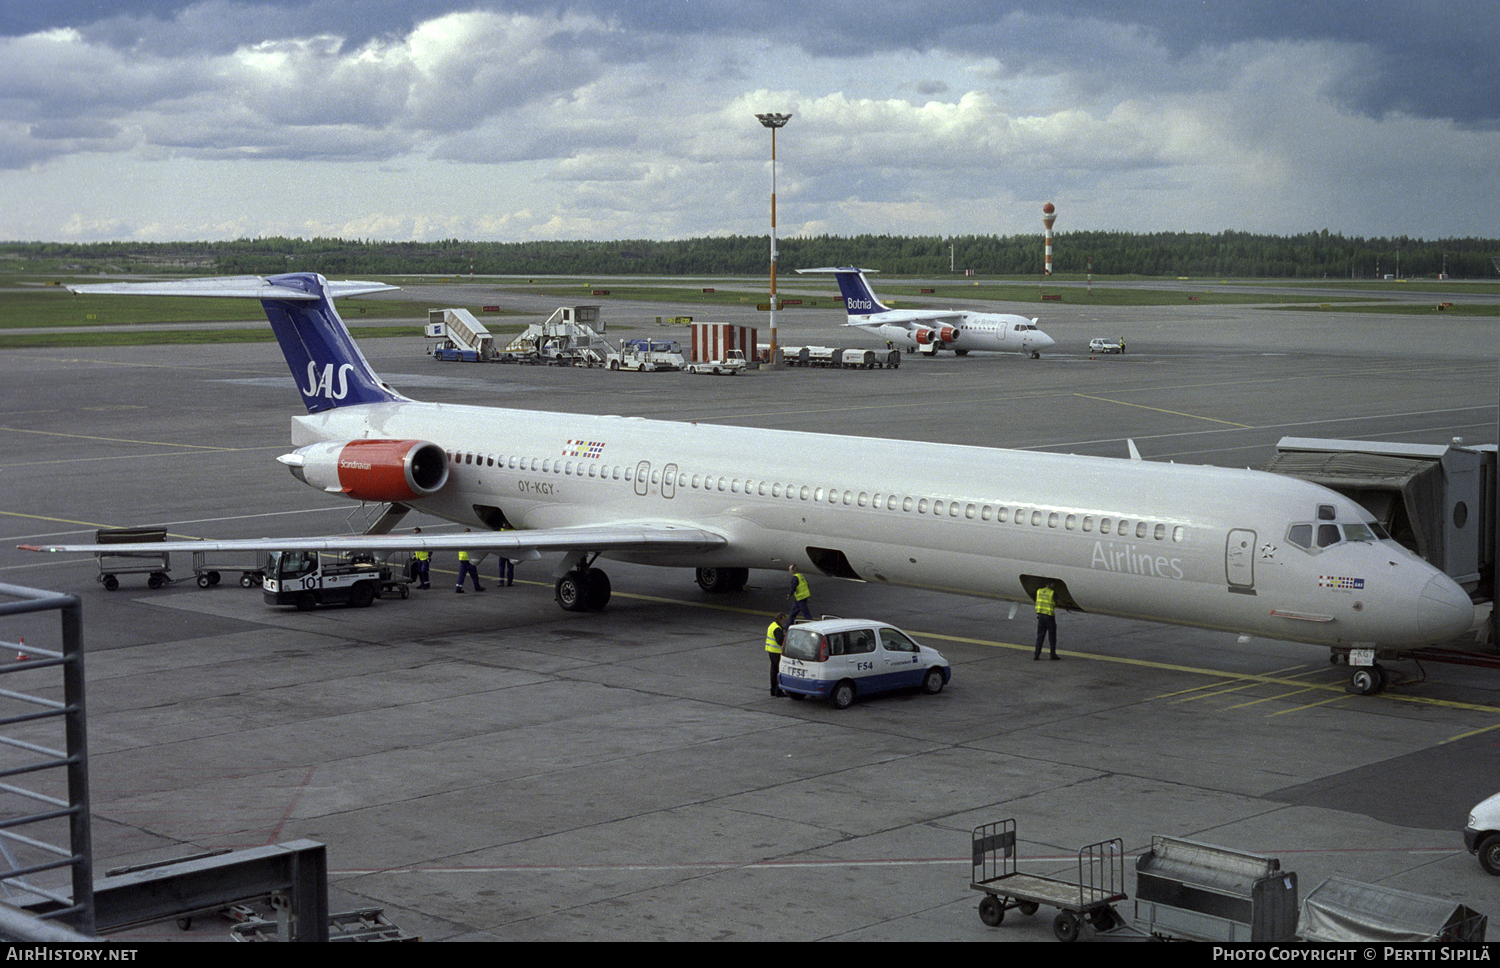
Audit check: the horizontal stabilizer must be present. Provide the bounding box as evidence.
[68,276,398,300]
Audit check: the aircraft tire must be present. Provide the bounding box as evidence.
[1348,668,1382,696]
[584,569,611,610]
[555,572,588,612]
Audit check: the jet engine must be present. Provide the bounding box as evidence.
[278,439,450,502]
[936,325,960,344]
[913,328,935,345]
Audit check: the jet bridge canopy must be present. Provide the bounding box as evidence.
[1266,437,1494,595]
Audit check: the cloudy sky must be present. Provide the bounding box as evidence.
[2,1,1496,243]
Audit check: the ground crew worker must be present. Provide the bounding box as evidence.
[787,564,813,623]
[1034,580,1059,660]
[411,527,430,589]
[766,612,788,697]
[497,522,515,587]
[455,529,484,593]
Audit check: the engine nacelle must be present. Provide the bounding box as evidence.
[914,328,935,345]
[936,325,959,344]
[278,439,450,502]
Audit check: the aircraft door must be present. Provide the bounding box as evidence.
[1225,529,1256,589]
[634,460,650,497]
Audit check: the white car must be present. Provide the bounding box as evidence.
[777,618,951,708]
[1465,792,1500,874]
[1089,338,1122,354]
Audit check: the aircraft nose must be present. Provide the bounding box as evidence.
[1415,572,1474,642]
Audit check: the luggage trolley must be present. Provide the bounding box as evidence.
[970,819,1128,942]
[94,527,171,591]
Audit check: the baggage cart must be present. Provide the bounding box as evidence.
[1298,875,1486,943]
[94,527,171,591]
[1134,835,1298,942]
[191,549,269,589]
[971,819,1128,942]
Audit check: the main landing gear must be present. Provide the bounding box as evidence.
[552,560,753,613]
[555,566,611,612]
[694,567,748,594]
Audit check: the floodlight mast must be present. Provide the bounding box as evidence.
[756,112,792,364]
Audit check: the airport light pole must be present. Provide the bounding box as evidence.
[756,112,791,365]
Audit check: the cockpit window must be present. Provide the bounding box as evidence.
[1288,524,1312,549]
[1317,504,1336,521]
[1342,523,1378,542]
[1317,524,1341,548]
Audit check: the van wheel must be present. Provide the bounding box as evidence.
[830,680,856,709]
[1480,835,1500,875]
[295,592,316,611]
[922,668,945,695]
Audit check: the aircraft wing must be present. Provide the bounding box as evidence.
[854,311,965,328]
[20,525,726,559]
[67,277,398,300]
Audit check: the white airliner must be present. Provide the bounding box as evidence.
[22,273,1473,695]
[799,267,1055,357]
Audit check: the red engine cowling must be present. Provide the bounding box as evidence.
[914,328,935,345]
[279,439,450,502]
[936,325,959,344]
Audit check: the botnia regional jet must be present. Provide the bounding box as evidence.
[23,273,1473,694]
[799,266,1055,357]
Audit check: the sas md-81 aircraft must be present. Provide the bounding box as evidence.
[22,273,1474,696]
[799,266,1055,358]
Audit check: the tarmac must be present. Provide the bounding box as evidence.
[1,277,1497,941]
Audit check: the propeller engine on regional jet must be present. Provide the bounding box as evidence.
[277,439,450,502]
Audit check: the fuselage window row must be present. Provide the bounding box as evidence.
[450,450,1186,545]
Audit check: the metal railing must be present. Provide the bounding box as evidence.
[0,583,93,936]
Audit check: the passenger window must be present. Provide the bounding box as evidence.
[879,630,920,653]
[1100,518,1112,535]
[1136,521,1148,539]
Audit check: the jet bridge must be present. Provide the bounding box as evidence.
[1267,436,1496,642]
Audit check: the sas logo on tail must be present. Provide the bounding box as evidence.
[302,361,356,400]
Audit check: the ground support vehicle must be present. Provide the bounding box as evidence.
[94,527,171,590]
[777,618,950,708]
[263,550,407,610]
[685,350,748,376]
[1465,791,1500,874]
[1089,338,1122,354]
[970,819,1128,942]
[191,549,267,589]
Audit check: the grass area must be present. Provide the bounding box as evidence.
[0,274,1491,348]
[0,325,425,349]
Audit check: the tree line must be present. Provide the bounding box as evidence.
[3,230,1496,279]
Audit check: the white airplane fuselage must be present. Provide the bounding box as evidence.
[294,400,1473,651]
[849,311,1054,357]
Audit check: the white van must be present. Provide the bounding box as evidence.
[1464,792,1500,874]
[777,618,951,709]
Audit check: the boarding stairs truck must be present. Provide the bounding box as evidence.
[504,305,612,365]
[426,308,499,362]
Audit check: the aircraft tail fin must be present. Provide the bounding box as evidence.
[71,273,407,414]
[797,266,891,315]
